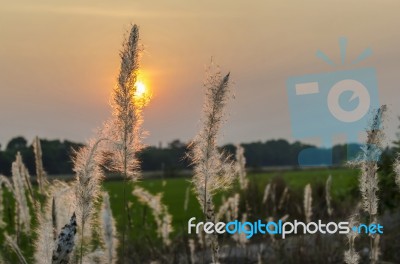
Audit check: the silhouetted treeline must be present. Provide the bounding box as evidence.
[0,136,372,176]
[0,136,83,175]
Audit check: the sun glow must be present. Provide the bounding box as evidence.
[134,80,151,106]
[135,81,147,97]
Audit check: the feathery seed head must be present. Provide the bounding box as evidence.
[303,184,313,223]
[235,144,248,190]
[74,139,105,229]
[11,152,31,232]
[105,24,144,181]
[326,175,333,217]
[132,187,173,246]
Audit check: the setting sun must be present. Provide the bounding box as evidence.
[135,81,146,97]
[134,80,151,106]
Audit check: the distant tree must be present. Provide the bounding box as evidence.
[139,139,190,173]
[221,143,235,156]
[0,137,83,176]
[168,139,186,149]
[6,136,27,151]
[39,139,83,174]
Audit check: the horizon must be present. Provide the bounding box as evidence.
[0,134,376,152]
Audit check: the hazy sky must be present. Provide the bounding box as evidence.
[1,0,400,148]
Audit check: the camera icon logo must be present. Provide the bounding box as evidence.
[286,38,379,166]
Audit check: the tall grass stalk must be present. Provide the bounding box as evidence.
[232,213,248,247]
[216,193,239,222]
[352,105,386,264]
[53,182,75,233]
[394,155,400,189]
[325,175,333,217]
[103,24,144,259]
[262,183,271,204]
[132,186,173,246]
[5,234,28,264]
[236,144,248,191]
[34,181,75,263]
[0,175,13,228]
[33,136,48,195]
[189,65,237,263]
[34,195,56,264]
[73,139,105,264]
[303,184,312,223]
[12,152,31,233]
[344,211,360,264]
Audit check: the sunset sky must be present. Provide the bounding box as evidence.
[1,0,399,148]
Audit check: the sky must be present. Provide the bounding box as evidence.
[1,0,400,149]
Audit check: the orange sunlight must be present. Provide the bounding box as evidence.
[135,81,146,97]
[134,80,151,107]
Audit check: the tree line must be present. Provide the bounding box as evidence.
[0,136,396,176]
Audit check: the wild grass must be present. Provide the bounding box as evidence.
[189,64,238,263]
[33,136,47,195]
[0,165,395,263]
[73,139,105,263]
[100,24,149,262]
[349,105,387,264]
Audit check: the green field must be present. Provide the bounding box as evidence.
[104,168,359,238]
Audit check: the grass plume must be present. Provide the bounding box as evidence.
[0,175,13,228]
[34,197,57,264]
[105,24,143,181]
[12,152,31,233]
[351,105,386,264]
[262,183,271,204]
[325,175,333,217]
[132,186,173,246]
[102,24,145,259]
[33,136,48,195]
[216,193,240,222]
[34,181,75,264]
[73,139,105,263]
[189,65,237,263]
[303,183,312,223]
[236,144,248,191]
[394,155,400,189]
[344,211,361,264]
